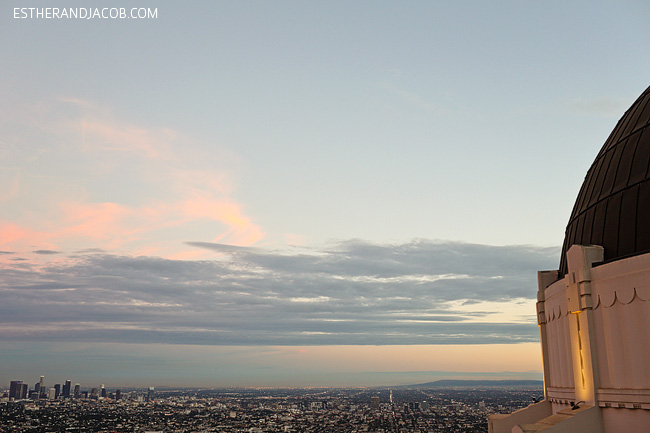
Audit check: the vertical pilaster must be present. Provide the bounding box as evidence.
[537,270,558,400]
[565,245,603,406]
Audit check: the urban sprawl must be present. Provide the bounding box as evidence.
[1,376,541,432]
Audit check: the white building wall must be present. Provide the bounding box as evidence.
[539,246,650,430]
[541,278,575,410]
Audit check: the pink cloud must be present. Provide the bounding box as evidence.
[182,195,265,246]
[0,223,51,248]
[56,201,143,250]
[1,195,264,259]
[1,98,266,259]
[53,195,263,253]
[79,119,173,160]
[0,222,59,265]
[46,98,174,161]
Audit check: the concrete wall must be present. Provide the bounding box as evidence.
[539,247,650,430]
[488,401,552,433]
[541,278,575,405]
[601,408,650,433]
[589,253,650,395]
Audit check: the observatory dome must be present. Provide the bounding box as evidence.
[559,85,650,275]
[490,85,650,433]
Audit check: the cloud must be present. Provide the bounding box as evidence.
[79,119,172,159]
[181,195,265,246]
[186,241,259,253]
[73,248,106,254]
[0,98,264,258]
[0,239,558,346]
[32,250,61,255]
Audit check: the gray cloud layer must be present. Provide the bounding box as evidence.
[1,240,558,345]
[32,250,61,255]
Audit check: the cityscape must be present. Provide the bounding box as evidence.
[1,375,542,432]
[3,2,650,433]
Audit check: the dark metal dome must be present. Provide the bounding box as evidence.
[559,85,650,276]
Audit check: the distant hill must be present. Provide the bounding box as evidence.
[399,379,543,388]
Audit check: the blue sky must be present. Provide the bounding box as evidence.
[1,0,650,388]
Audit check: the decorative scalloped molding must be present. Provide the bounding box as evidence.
[545,302,570,323]
[544,287,650,322]
[593,287,650,309]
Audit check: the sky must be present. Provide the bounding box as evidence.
[1,0,650,389]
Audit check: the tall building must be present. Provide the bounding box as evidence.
[147,386,155,402]
[115,389,121,400]
[38,375,45,399]
[490,85,650,433]
[9,381,22,400]
[63,380,71,398]
[53,384,61,399]
[100,384,106,398]
[73,383,80,399]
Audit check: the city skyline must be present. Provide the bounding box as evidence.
[2,1,650,387]
[5,373,542,394]
[6,374,139,404]
[1,385,534,432]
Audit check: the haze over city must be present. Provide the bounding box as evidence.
[2,0,650,388]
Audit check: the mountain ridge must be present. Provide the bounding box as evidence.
[397,379,543,388]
